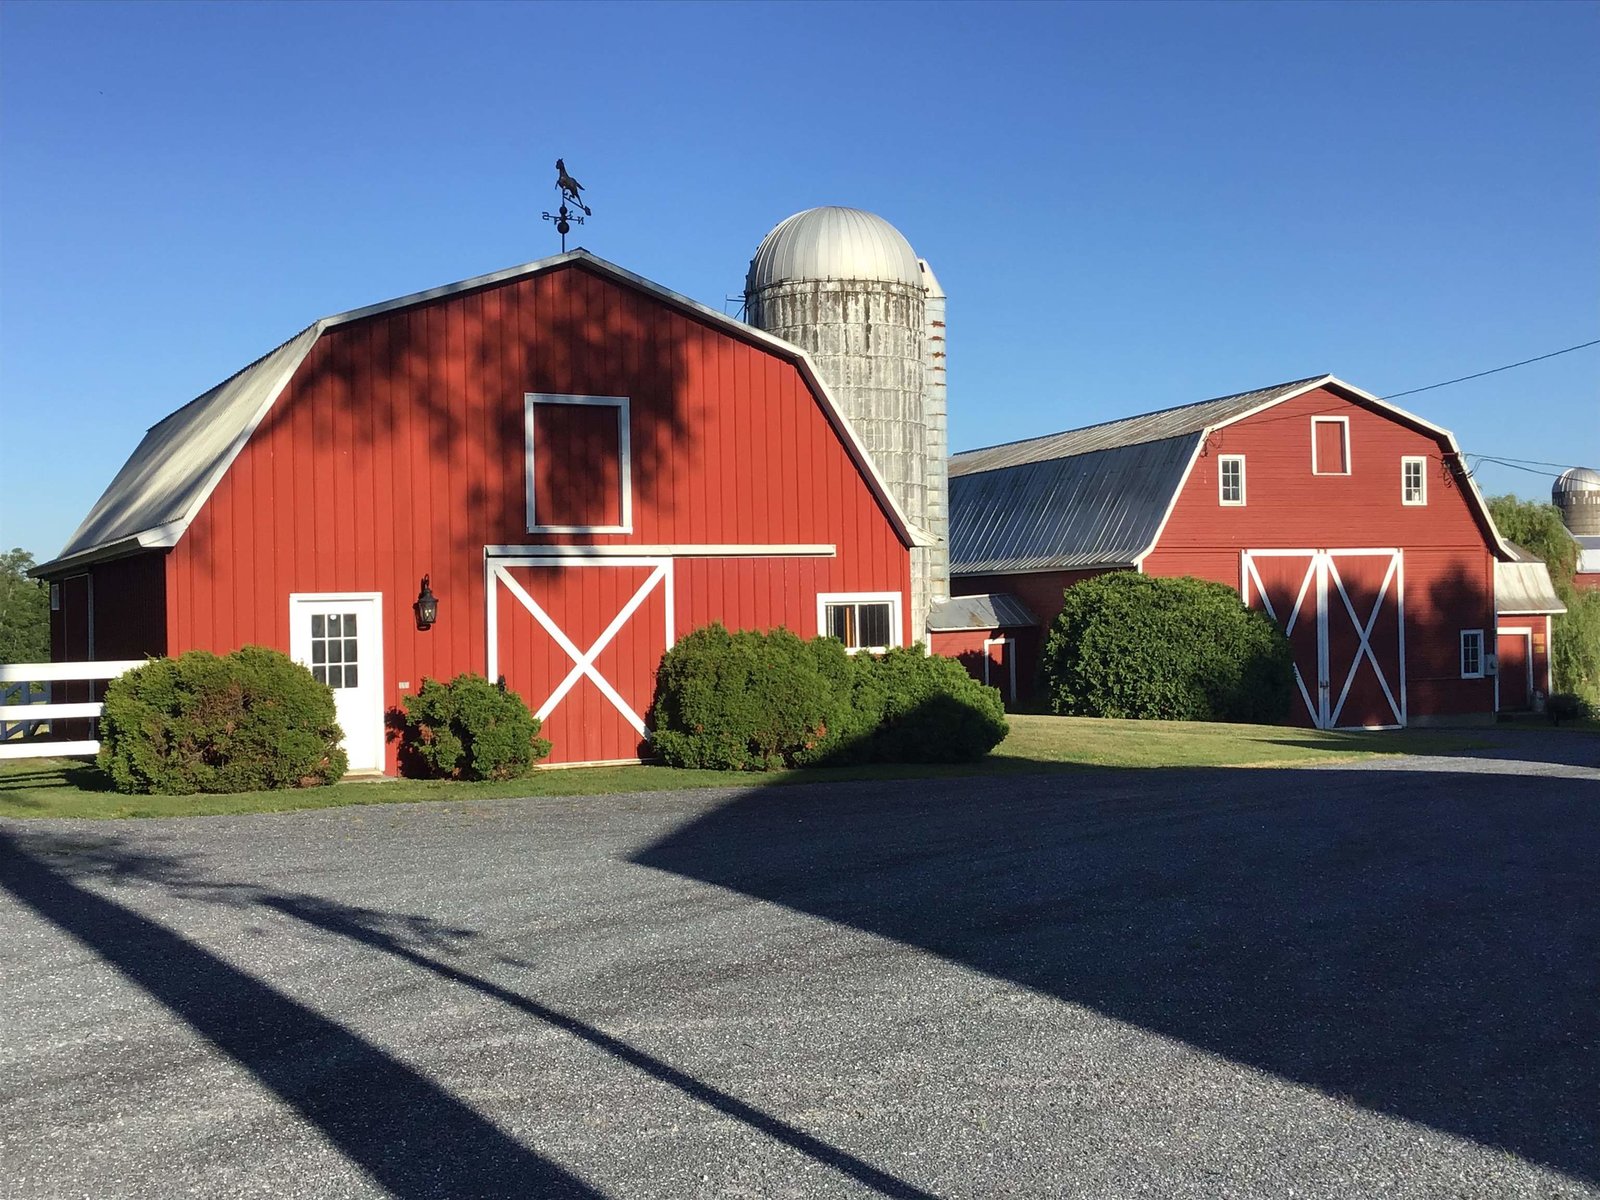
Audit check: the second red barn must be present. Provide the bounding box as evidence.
[940,376,1563,726]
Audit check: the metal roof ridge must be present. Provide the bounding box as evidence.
[952,374,1332,462]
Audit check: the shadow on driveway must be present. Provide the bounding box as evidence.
[633,763,1599,1183]
[0,829,933,1200]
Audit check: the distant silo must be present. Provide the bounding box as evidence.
[1553,467,1600,535]
[745,206,949,641]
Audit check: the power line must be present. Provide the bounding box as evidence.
[1380,338,1600,401]
[1465,455,1572,481]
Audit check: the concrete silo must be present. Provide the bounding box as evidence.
[1553,467,1600,536]
[745,206,949,641]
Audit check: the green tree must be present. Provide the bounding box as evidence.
[0,548,50,664]
[1487,494,1578,583]
[1487,494,1600,702]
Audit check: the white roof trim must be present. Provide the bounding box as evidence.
[40,250,918,574]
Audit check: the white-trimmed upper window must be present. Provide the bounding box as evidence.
[1219,455,1246,506]
[525,393,632,534]
[1402,456,1427,505]
[1311,416,1350,476]
[1460,629,1485,678]
[818,592,902,654]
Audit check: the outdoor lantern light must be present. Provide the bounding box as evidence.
[413,575,439,631]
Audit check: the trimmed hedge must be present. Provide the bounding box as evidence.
[1039,572,1294,723]
[398,673,551,780]
[649,623,1007,770]
[98,647,347,795]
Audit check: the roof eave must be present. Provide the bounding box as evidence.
[32,522,181,577]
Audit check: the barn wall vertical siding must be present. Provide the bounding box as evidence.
[166,262,910,767]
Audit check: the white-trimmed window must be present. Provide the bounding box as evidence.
[1219,455,1246,506]
[818,592,902,654]
[525,393,632,533]
[1311,416,1350,476]
[1460,629,1485,678]
[1402,456,1427,505]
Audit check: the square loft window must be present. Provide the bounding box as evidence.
[1402,456,1427,505]
[1312,417,1350,476]
[819,593,902,654]
[525,394,632,534]
[1219,455,1246,505]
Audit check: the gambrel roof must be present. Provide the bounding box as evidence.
[948,374,1516,575]
[38,250,926,576]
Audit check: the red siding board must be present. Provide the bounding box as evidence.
[161,261,910,769]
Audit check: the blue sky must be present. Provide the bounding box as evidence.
[2,0,1596,559]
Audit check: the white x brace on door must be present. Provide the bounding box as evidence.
[487,555,674,764]
[1241,549,1406,730]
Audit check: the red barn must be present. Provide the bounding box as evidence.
[939,375,1558,726]
[35,251,918,769]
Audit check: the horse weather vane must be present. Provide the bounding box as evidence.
[543,158,591,252]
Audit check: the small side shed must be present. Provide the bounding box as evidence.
[927,593,1039,705]
[35,251,919,769]
[1494,547,1565,711]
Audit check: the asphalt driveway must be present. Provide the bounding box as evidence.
[2,735,1596,1198]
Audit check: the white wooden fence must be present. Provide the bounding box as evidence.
[0,661,144,761]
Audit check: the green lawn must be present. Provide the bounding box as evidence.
[0,715,1484,820]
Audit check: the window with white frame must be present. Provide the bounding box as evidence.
[525,393,632,533]
[1460,629,1485,678]
[818,592,901,653]
[1219,455,1246,505]
[1311,416,1350,475]
[1402,456,1427,505]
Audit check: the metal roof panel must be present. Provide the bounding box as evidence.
[950,434,1200,574]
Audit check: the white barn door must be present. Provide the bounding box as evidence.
[290,593,384,773]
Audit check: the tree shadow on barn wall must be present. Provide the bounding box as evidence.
[181,260,696,578]
[633,764,1599,1182]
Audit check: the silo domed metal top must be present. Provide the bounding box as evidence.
[1553,466,1600,497]
[747,207,921,291]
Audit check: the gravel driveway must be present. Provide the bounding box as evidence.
[2,733,1596,1198]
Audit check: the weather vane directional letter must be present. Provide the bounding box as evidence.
[543,158,591,252]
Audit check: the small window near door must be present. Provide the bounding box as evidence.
[1312,417,1350,476]
[310,611,360,689]
[818,592,901,653]
[1460,629,1484,679]
[1402,456,1427,505]
[1219,455,1246,506]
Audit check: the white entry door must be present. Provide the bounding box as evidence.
[289,593,384,773]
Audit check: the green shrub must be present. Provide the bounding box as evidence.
[1039,572,1294,723]
[650,624,841,770]
[399,673,550,780]
[650,625,1007,770]
[1545,691,1593,725]
[870,645,1009,763]
[98,646,347,795]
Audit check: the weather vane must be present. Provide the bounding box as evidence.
[543,158,591,252]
